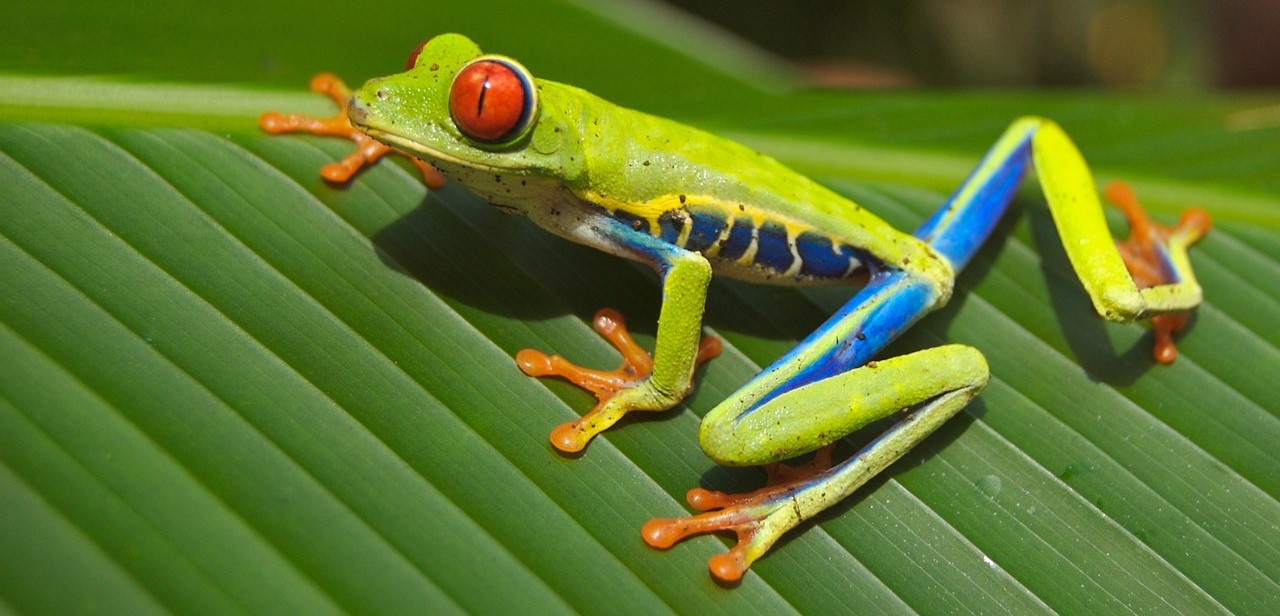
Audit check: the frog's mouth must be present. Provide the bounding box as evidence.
[363,129,461,165]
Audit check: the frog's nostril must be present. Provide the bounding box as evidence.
[347,97,368,125]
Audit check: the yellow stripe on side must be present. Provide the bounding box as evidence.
[580,189,830,256]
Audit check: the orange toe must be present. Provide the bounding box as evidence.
[1105,181,1210,364]
[261,73,446,187]
[518,308,720,453]
[642,449,837,583]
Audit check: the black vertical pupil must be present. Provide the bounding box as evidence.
[476,75,490,116]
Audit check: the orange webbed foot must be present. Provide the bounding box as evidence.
[1105,181,1212,364]
[260,73,447,188]
[517,309,721,453]
[643,445,837,584]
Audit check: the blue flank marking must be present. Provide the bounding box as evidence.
[797,232,859,279]
[754,221,794,273]
[595,209,689,273]
[657,210,683,245]
[606,204,729,256]
[686,208,727,252]
[718,218,754,260]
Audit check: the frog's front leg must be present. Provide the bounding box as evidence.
[260,73,447,187]
[517,214,722,453]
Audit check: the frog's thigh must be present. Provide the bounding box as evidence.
[699,344,989,467]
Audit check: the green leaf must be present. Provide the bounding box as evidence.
[2,1,1277,613]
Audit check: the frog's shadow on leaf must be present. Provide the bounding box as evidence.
[369,189,621,322]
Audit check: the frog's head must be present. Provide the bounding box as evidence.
[349,34,584,185]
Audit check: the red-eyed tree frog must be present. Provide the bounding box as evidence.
[261,34,1210,584]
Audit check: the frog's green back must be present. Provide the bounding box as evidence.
[545,80,933,284]
[352,32,937,286]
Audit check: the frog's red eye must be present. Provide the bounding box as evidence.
[449,57,537,144]
[405,39,430,70]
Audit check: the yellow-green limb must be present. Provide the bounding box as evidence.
[518,211,716,452]
[648,343,988,583]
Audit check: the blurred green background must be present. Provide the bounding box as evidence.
[7,0,1279,93]
[663,0,1280,89]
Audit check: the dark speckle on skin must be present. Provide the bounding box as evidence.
[678,194,686,204]
[430,63,439,71]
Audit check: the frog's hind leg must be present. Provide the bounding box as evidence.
[1104,181,1211,363]
[912,117,1039,271]
[645,116,1212,583]
[916,116,1210,360]
[647,334,989,583]
[643,122,1039,583]
[643,269,986,583]
[1029,118,1209,334]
